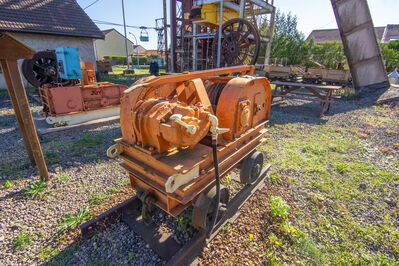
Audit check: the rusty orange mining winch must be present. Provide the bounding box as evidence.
[108,65,272,230]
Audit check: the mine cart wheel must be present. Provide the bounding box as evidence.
[192,185,229,231]
[240,151,264,185]
[212,18,260,67]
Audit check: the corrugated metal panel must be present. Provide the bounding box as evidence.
[331,0,389,90]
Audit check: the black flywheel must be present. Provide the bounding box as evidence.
[212,18,260,67]
[22,51,59,88]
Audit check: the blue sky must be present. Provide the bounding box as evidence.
[78,0,399,49]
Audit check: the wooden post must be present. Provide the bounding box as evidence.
[0,33,50,181]
[0,59,35,163]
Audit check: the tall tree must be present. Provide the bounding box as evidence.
[311,41,346,69]
[269,10,310,65]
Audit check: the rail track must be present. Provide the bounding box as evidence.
[80,164,271,265]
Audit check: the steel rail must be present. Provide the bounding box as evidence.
[80,164,271,265]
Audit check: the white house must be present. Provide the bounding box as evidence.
[0,0,104,88]
[94,29,146,60]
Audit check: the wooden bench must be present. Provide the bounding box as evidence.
[271,81,342,117]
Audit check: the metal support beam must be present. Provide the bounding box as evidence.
[192,24,197,71]
[264,6,275,66]
[216,0,224,68]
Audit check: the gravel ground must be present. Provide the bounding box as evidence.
[1,90,398,265]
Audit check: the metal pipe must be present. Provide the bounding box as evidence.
[184,33,217,38]
[163,0,169,72]
[216,0,224,68]
[121,0,130,69]
[170,0,177,72]
[192,24,197,71]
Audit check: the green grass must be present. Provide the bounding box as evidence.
[57,205,91,235]
[56,173,71,182]
[258,111,399,264]
[0,160,30,177]
[4,180,13,189]
[109,66,165,75]
[106,187,119,195]
[47,244,79,265]
[12,231,33,250]
[89,193,107,204]
[128,252,135,260]
[24,179,47,198]
[38,246,59,261]
[44,150,60,165]
[71,133,104,156]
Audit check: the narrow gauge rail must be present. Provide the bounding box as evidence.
[80,164,271,265]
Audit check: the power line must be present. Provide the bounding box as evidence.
[84,0,101,10]
[92,19,156,30]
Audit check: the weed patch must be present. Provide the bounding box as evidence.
[58,205,91,235]
[12,231,32,250]
[4,180,13,189]
[269,196,290,221]
[56,173,71,182]
[89,193,107,204]
[38,246,59,261]
[24,179,47,198]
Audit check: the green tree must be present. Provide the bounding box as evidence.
[380,43,399,72]
[310,41,346,69]
[388,39,399,51]
[268,10,311,65]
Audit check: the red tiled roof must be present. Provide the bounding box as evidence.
[307,27,386,44]
[0,0,104,39]
[101,29,114,35]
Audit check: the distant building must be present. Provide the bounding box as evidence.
[382,24,399,42]
[94,29,146,60]
[306,24,398,44]
[139,49,161,56]
[0,0,103,88]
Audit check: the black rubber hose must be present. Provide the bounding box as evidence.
[207,138,221,237]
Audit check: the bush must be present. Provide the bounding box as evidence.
[103,56,127,65]
[380,42,399,72]
[310,41,346,69]
[104,53,161,66]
